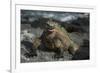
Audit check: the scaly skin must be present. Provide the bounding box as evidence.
[33,19,79,57]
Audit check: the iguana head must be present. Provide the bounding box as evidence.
[45,19,59,32]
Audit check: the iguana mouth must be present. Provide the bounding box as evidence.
[46,28,55,34]
[46,25,55,32]
[48,29,54,32]
[46,29,53,34]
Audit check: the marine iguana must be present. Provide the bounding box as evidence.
[33,19,79,58]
